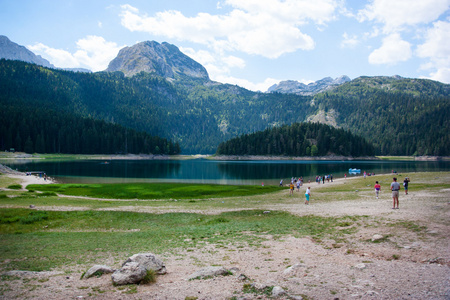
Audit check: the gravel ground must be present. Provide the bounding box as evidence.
[0,170,449,299]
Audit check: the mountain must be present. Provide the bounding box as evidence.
[0,37,449,156]
[311,76,450,155]
[106,41,209,80]
[0,35,54,68]
[268,75,351,95]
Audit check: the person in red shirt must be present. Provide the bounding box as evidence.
[374,181,381,199]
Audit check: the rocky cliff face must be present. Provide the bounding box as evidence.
[106,41,209,80]
[268,75,351,95]
[0,35,54,68]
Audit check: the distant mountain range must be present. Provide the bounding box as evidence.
[0,35,449,155]
[1,35,348,92]
[268,76,351,95]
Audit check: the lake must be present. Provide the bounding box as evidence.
[3,159,450,185]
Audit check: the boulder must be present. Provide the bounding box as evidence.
[83,265,114,279]
[187,266,230,280]
[111,262,147,285]
[272,286,286,297]
[123,253,166,275]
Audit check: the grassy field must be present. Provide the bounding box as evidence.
[0,171,449,272]
[26,183,282,200]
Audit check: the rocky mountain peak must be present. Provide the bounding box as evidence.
[106,41,209,80]
[0,35,54,68]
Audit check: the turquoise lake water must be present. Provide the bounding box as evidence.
[3,159,449,185]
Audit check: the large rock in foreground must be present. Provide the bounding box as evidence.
[111,262,147,285]
[123,253,167,275]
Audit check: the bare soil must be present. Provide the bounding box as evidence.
[0,169,449,299]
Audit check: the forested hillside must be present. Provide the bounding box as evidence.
[216,122,375,157]
[1,59,449,155]
[0,59,311,154]
[0,106,179,155]
[312,76,450,156]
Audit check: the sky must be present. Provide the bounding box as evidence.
[1,0,449,91]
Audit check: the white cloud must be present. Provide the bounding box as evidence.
[416,20,450,83]
[28,36,123,71]
[358,0,450,33]
[368,33,412,65]
[215,75,281,92]
[223,0,338,25]
[118,1,340,59]
[73,36,123,71]
[340,32,359,48]
[28,43,79,67]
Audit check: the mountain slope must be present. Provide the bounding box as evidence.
[0,35,54,68]
[312,76,450,155]
[106,41,209,80]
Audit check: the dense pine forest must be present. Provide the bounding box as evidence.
[0,106,180,155]
[216,122,375,156]
[1,59,449,155]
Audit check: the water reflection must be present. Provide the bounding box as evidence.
[2,159,449,185]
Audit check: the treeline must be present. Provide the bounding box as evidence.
[0,59,311,154]
[314,77,450,156]
[0,106,180,155]
[216,122,375,156]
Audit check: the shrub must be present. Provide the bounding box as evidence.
[140,269,156,284]
[7,184,22,190]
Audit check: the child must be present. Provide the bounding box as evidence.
[289,182,295,196]
[305,187,311,204]
[374,181,381,199]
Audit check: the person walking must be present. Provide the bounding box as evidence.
[305,187,311,204]
[374,181,381,199]
[390,177,400,209]
[403,177,410,195]
[289,181,295,196]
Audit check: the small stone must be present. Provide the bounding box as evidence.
[354,263,366,269]
[371,234,384,242]
[272,286,286,297]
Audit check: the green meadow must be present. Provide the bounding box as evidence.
[0,171,449,272]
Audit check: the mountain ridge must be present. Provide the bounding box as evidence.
[268,76,351,95]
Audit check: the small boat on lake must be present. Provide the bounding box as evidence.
[349,168,361,173]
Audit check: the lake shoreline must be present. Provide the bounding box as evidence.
[1,152,448,161]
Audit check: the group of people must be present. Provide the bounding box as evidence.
[286,177,304,195]
[314,174,333,184]
[283,173,411,209]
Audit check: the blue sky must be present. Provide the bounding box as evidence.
[1,0,449,91]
